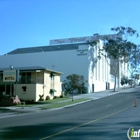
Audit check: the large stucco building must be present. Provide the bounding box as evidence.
[0,35,128,93]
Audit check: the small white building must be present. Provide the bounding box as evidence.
[0,35,128,93]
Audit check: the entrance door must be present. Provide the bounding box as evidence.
[5,83,14,96]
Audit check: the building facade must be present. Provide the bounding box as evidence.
[0,66,63,101]
[0,35,128,93]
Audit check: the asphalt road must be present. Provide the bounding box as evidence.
[0,109,22,119]
[0,88,139,140]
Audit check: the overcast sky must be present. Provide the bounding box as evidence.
[0,0,140,55]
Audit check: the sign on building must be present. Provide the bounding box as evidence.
[49,34,118,45]
[76,49,88,56]
[50,36,93,45]
[3,70,16,82]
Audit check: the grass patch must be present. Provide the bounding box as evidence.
[44,97,70,103]
[41,98,90,109]
[16,97,70,107]
[15,98,90,108]
[16,104,35,107]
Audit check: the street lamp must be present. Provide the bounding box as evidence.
[10,65,13,70]
[10,65,13,96]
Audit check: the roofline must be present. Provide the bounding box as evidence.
[0,66,63,75]
[6,42,87,55]
[44,68,63,75]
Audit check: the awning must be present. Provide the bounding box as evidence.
[50,89,57,92]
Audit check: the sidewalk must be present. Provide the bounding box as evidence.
[0,86,139,113]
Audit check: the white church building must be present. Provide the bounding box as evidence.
[0,35,128,93]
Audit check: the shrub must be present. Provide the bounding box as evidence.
[60,95,63,98]
[121,77,128,86]
[39,94,44,101]
[46,96,50,100]
[20,99,25,102]
[64,92,68,97]
[53,96,59,99]
[25,100,35,104]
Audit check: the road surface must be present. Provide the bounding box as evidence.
[0,88,139,140]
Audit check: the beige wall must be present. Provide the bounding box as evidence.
[54,75,61,96]
[14,70,62,101]
[36,84,44,101]
[43,72,51,99]
[44,71,62,99]
[14,84,36,101]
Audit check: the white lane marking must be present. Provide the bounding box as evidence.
[106,104,111,107]
[40,105,134,140]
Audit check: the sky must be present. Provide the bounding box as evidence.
[0,0,140,55]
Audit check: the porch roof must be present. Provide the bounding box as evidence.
[0,66,63,75]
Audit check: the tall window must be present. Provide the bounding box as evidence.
[21,73,26,83]
[50,73,56,81]
[0,74,2,80]
[27,73,31,83]
[21,72,31,83]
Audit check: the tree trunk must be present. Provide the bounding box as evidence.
[131,81,133,88]
[71,91,73,102]
[113,73,117,92]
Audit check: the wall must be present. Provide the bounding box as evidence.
[0,47,88,78]
[43,71,62,99]
[14,70,62,101]
[54,74,61,96]
[88,40,112,92]
[0,42,128,93]
[0,44,89,89]
[94,81,106,92]
[36,84,44,101]
[43,72,50,99]
[14,84,36,101]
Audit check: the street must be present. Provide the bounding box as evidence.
[0,110,22,119]
[0,87,139,140]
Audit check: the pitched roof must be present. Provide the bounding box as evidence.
[6,43,87,55]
